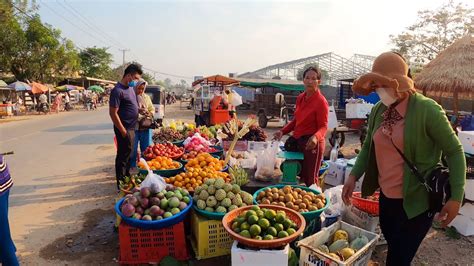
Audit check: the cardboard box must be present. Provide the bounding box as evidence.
[465,179,474,201]
[346,103,373,119]
[231,241,289,266]
[342,205,379,232]
[324,159,347,186]
[449,203,474,236]
[458,130,474,155]
[298,221,379,266]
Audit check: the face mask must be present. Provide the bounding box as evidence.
[376,87,397,106]
[128,80,137,88]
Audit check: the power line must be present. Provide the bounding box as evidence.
[40,1,113,49]
[62,0,128,49]
[54,0,120,49]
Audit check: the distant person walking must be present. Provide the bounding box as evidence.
[0,155,20,266]
[109,64,143,189]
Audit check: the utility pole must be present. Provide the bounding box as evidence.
[119,49,130,65]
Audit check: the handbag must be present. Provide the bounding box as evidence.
[391,139,451,212]
[284,135,312,152]
[138,116,153,130]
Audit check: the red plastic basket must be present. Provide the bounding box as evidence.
[119,221,190,264]
[350,192,380,216]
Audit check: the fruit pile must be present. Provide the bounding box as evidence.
[139,156,181,171]
[143,143,184,160]
[120,185,191,221]
[186,125,220,140]
[165,169,230,192]
[184,133,218,153]
[193,179,253,213]
[229,205,298,240]
[118,174,146,193]
[229,166,249,186]
[223,122,267,142]
[316,229,369,261]
[152,128,184,143]
[185,153,226,171]
[181,150,202,161]
[256,186,326,213]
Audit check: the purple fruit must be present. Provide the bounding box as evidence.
[125,194,134,199]
[157,209,165,216]
[136,206,144,215]
[121,203,135,217]
[150,205,161,217]
[166,184,174,191]
[140,198,149,209]
[127,196,139,207]
[150,197,161,206]
[132,187,140,193]
[132,213,142,220]
[150,183,160,194]
[178,202,187,211]
[141,187,151,198]
[142,215,152,221]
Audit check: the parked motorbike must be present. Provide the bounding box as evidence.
[37,102,49,114]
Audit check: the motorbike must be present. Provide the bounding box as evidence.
[37,102,50,114]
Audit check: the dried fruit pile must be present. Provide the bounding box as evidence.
[256,186,326,213]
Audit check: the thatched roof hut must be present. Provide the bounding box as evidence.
[415,35,473,114]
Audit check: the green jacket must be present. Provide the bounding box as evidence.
[351,93,466,219]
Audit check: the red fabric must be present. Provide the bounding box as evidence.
[281,90,329,142]
[298,138,325,186]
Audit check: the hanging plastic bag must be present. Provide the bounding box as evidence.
[230,92,243,107]
[139,158,167,193]
[255,142,279,181]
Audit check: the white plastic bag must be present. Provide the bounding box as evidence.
[255,142,279,180]
[323,185,344,216]
[139,158,167,193]
[230,92,243,106]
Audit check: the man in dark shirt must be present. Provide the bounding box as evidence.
[109,64,143,189]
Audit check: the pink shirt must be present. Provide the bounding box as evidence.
[373,97,409,199]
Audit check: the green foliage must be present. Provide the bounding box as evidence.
[79,46,113,79]
[0,0,80,82]
[390,0,473,64]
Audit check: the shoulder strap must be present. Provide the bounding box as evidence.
[390,138,430,190]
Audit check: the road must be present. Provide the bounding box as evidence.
[1,107,119,265]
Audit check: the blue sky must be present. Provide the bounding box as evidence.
[37,0,455,82]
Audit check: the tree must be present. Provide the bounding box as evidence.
[79,47,113,79]
[296,63,330,81]
[163,78,173,89]
[390,0,473,64]
[0,1,80,82]
[142,72,156,84]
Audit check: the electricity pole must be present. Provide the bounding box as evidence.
[119,49,130,65]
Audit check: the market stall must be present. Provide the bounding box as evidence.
[192,75,239,126]
[112,115,384,265]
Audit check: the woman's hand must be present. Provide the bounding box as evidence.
[273,131,283,141]
[437,200,461,227]
[342,174,357,205]
[305,135,319,150]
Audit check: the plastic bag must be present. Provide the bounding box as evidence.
[323,185,344,216]
[230,92,243,106]
[255,142,279,181]
[139,158,166,193]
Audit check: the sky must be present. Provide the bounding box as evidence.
[36,0,456,82]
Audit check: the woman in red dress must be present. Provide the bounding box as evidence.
[274,67,329,186]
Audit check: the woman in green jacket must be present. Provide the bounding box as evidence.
[342,52,466,266]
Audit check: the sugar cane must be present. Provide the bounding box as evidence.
[224,117,257,165]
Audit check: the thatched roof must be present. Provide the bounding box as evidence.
[415,35,473,100]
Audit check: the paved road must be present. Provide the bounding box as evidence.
[0,107,118,264]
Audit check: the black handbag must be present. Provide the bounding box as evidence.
[284,135,311,152]
[138,117,153,130]
[391,139,451,212]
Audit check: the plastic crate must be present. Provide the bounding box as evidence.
[119,221,189,264]
[190,211,233,259]
[350,192,380,216]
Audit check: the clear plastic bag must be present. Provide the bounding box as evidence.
[255,142,279,181]
[230,92,243,106]
[139,158,167,193]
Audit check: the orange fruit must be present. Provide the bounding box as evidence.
[190,178,196,184]
[184,177,190,183]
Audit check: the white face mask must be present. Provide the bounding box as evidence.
[375,87,397,106]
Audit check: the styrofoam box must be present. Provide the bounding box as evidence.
[345,103,373,119]
[345,165,364,192]
[231,241,289,266]
[449,203,474,236]
[466,179,474,201]
[325,159,347,186]
[458,130,474,155]
[298,221,379,266]
[342,204,379,232]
